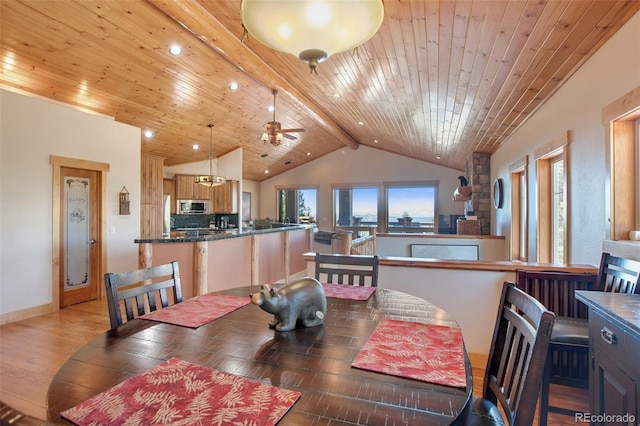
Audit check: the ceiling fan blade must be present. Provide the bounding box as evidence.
[283,133,298,141]
[280,128,306,133]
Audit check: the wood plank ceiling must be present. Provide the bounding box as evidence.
[2,0,638,181]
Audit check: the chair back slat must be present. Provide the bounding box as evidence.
[484,281,555,426]
[597,253,640,294]
[516,270,598,318]
[104,261,183,330]
[314,253,379,287]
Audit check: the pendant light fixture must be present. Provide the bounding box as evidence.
[241,0,384,74]
[195,124,227,187]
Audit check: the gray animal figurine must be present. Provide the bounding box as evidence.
[250,277,327,331]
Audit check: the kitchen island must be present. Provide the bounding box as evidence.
[135,224,313,299]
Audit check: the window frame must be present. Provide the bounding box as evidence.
[330,180,439,234]
[275,185,319,224]
[602,87,640,240]
[509,156,528,261]
[535,132,569,263]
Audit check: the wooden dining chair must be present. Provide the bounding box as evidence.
[314,253,379,287]
[104,261,183,330]
[536,253,640,425]
[461,281,555,426]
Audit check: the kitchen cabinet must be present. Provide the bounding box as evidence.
[575,291,640,425]
[175,174,210,200]
[210,182,233,213]
[163,178,175,214]
[140,155,164,235]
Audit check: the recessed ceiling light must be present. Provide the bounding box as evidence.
[168,44,182,55]
[358,121,364,126]
[306,152,311,156]
[268,105,275,112]
[192,144,199,150]
[264,170,269,174]
[333,93,341,98]
[436,140,442,144]
[436,156,441,160]
[143,130,154,138]
[374,139,379,143]
[229,82,239,90]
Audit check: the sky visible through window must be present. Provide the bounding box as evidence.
[299,189,317,217]
[348,186,435,223]
[388,186,435,222]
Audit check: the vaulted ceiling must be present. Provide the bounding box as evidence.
[2,1,638,181]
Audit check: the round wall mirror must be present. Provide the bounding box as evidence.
[493,178,503,209]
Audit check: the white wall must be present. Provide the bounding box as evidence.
[377,235,506,260]
[259,145,466,230]
[163,147,243,182]
[0,89,141,317]
[490,12,640,266]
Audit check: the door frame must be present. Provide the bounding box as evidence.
[50,155,109,311]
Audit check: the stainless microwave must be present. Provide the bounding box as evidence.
[178,200,208,214]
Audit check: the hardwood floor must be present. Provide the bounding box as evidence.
[1,298,588,425]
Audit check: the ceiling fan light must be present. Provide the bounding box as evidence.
[276,133,284,142]
[241,0,384,70]
[261,132,269,142]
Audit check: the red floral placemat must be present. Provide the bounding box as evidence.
[141,293,250,328]
[61,357,300,425]
[352,319,467,388]
[321,283,376,300]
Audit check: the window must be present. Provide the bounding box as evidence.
[332,182,438,234]
[509,156,528,261]
[536,132,568,263]
[334,186,378,234]
[277,187,317,224]
[603,88,639,240]
[550,156,565,263]
[386,184,436,232]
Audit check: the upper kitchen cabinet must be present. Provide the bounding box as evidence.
[211,182,233,213]
[175,174,210,200]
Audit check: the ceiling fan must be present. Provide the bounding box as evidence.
[261,89,305,146]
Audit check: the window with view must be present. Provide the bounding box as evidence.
[334,187,378,228]
[386,185,436,232]
[277,187,317,224]
[536,134,567,263]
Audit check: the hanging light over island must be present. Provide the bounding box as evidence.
[195,124,227,187]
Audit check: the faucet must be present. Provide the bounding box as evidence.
[284,217,290,226]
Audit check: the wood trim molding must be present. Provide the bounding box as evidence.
[602,85,640,124]
[509,155,528,173]
[49,155,109,312]
[534,131,569,160]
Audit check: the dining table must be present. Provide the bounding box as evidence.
[47,285,473,425]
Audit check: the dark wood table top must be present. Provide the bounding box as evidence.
[47,286,472,425]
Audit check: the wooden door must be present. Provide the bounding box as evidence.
[59,167,100,307]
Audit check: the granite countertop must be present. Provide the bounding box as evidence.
[135,224,313,243]
[575,290,640,339]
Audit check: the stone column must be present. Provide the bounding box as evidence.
[464,152,491,235]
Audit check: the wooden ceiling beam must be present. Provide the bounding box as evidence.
[147,0,359,150]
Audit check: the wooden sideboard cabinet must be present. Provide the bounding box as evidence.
[576,291,640,425]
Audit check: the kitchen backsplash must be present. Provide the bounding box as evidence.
[171,213,238,230]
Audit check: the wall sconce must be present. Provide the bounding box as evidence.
[119,186,130,215]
